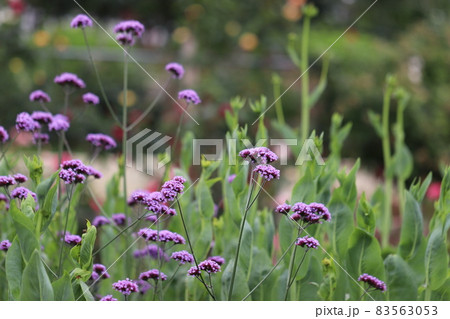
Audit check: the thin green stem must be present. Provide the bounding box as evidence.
[272,74,285,125]
[300,14,311,144]
[163,263,181,295]
[286,249,309,298]
[284,229,301,300]
[58,184,73,276]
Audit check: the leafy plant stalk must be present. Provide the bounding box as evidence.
[300,13,311,143]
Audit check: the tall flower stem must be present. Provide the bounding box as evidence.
[284,228,302,300]
[58,184,73,276]
[300,13,311,144]
[285,249,309,300]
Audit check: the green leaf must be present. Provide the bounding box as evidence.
[20,250,54,300]
[409,172,432,203]
[10,201,39,262]
[52,273,75,301]
[70,268,92,282]
[5,238,23,300]
[308,57,329,109]
[35,172,58,208]
[74,280,94,301]
[384,254,418,301]
[196,178,215,219]
[79,221,97,270]
[425,229,448,291]
[291,167,317,204]
[368,110,383,138]
[239,221,253,273]
[221,259,250,300]
[328,198,353,257]
[38,181,58,233]
[392,145,413,180]
[398,192,423,260]
[23,155,43,186]
[356,193,376,234]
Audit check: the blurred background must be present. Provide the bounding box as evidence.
[1,0,449,182]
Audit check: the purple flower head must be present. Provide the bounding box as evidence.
[86,133,117,150]
[128,190,150,206]
[198,260,221,273]
[147,191,166,203]
[11,187,37,202]
[87,167,102,179]
[145,214,158,223]
[33,133,50,145]
[178,89,201,105]
[93,263,110,279]
[0,126,9,143]
[138,228,158,241]
[173,176,187,184]
[165,62,185,79]
[239,147,278,164]
[133,244,168,261]
[139,269,167,281]
[172,233,186,245]
[157,230,174,243]
[228,174,237,183]
[187,266,201,277]
[16,112,40,132]
[207,256,225,266]
[0,240,11,252]
[31,111,53,124]
[309,202,331,222]
[358,273,387,292]
[113,20,145,37]
[48,114,70,132]
[59,159,97,184]
[29,90,51,103]
[144,199,163,214]
[82,93,100,105]
[92,216,110,227]
[13,174,28,184]
[116,33,135,46]
[112,278,139,296]
[112,213,127,226]
[54,72,86,89]
[171,250,194,264]
[253,164,280,181]
[100,295,117,301]
[296,236,319,249]
[64,234,82,246]
[136,279,152,295]
[0,175,16,187]
[160,205,176,216]
[161,179,185,201]
[70,14,93,29]
[275,204,291,214]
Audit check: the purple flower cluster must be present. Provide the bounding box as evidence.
[0,175,16,187]
[0,240,11,252]
[290,202,331,224]
[239,147,278,164]
[33,133,50,145]
[31,111,53,124]
[161,176,186,201]
[207,256,225,266]
[13,174,28,184]
[59,159,101,184]
[86,133,117,150]
[82,93,100,105]
[253,164,280,181]
[133,244,168,261]
[0,126,8,143]
[29,90,51,103]
[188,259,221,277]
[16,112,40,132]
[70,14,93,29]
[112,213,126,226]
[11,187,37,202]
[137,228,185,245]
[112,278,139,296]
[116,33,135,46]
[296,236,320,249]
[275,203,291,214]
[165,62,185,79]
[48,114,70,132]
[54,72,86,89]
[139,269,167,281]
[91,263,110,281]
[358,273,387,292]
[114,20,144,46]
[171,250,194,264]
[99,295,117,301]
[92,216,110,227]
[178,89,201,105]
[64,233,82,246]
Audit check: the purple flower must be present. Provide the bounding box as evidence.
[165,62,185,79]
[116,33,135,46]
[128,190,150,206]
[112,278,139,296]
[86,133,117,150]
[87,167,102,179]
[253,164,280,181]
[64,234,82,245]
[139,269,167,281]
[133,244,168,261]
[207,256,225,266]
[173,176,187,184]
[92,263,110,279]
[92,216,110,227]
[309,202,331,222]
[13,174,28,184]
[59,159,98,184]
[82,93,100,105]
[100,295,117,301]
[0,175,16,187]
[187,266,201,277]
[0,126,8,143]
[171,250,194,264]
[54,72,86,89]
[0,240,11,252]
[16,112,40,132]
[112,213,126,226]
[296,236,319,249]
[145,214,158,223]
[32,133,50,145]
[10,187,37,202]
[358,273,387,292]
[31,111,53,124]
[178,89,201,105]
[48,114,70,132]
[228,174,237,183]
[161,179,185,201]
[160,205,177,216]
[291,202,330,224]
[70,14,93,29]
[239,147,278,164]
[138,228,158,241]
[136,279,152,295]
[29,90,51,103]
[275,204,291,214]
[172,233,186,245]
[198,260,221,273]
[113,20,145,37]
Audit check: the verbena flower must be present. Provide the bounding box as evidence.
[92,263,110,279]
[137,228,185,244]
[29,90,51,103]
[309,202,331,222]
[64,234,82,245]
[86,133,117,150]
[16,112,40,132]
[70,14,93,29]
[128,190,150,206]
[207,256,225,266]
[87,167,102,179]
[99,295,117,301]
[0,126,8,143]
[54,72,86,89]
[133,244,168,261]
[10,187,37,202]
[136,279,152,295]
[0,175,16,187]
[178,89,201,105]
[358,273,387,292]
[161,178,185,201]
[92,216,110,227]
[139,269,167,281]
[48,114,70,132]
[228,174,237,183]
[160,205,177,216]
[171,250,194,264]
[165,62,184,79]
[112,278,139,296]
[59,159,99,184]
[275,204,291,214]
[31,111,53,124]
[116,33,135,46]
[112,213,126,226]
[0,239,11,251]
[13,174,28,184]
[198,260,221,274]
[296,236,319,249]
[253,164,280,181]
[187,266,201,277]
[239,147,278,164]
[291,202,331,224]
[82,93,100,105]
[33,133,50,145]
[113,20,145,37]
